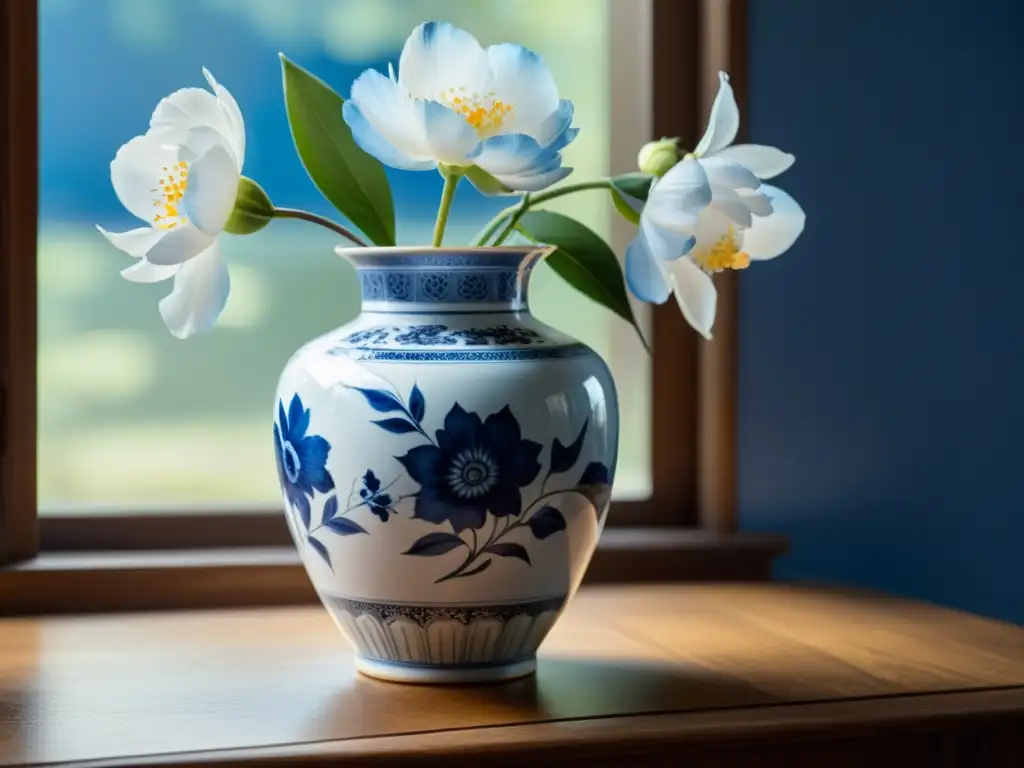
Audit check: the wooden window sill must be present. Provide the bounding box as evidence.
[0,528,788,614]
[1,584,1023,766]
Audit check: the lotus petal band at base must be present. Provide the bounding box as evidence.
[322,594,566,677]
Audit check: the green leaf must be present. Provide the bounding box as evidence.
[608,173,654,227]
[464,165,512,197]
[610,173,655,201]
[280,55,395,246]
[223,176,274,235]
[517,210,649,352]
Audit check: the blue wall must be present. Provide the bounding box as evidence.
[740,0,1024,623]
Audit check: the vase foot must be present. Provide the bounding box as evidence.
[355,655,537,685]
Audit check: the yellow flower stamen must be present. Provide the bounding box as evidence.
[150,161,189,230]
[440,87,514,135]
[693,227,750,272]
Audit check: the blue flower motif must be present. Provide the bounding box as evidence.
[274,394,335,529]
[397,404,542,533]
[359,469,395,521]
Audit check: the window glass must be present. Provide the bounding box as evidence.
[38,0,651,511]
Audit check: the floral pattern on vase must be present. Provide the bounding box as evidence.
[274,394,400,570]
[399,404,543,533]
[349,382,611,584]
[356,266,523,305]
[274,394,335,529]
[341,324,545,347]
[275,246,619,684]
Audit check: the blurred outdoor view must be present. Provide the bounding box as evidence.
[38,0,652,512]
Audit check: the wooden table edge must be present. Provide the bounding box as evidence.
[56,686,1024,768]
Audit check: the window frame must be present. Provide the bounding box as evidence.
[1,0,773,611]
[0,0,38,566]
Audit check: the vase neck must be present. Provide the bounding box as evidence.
[337,247,550,314]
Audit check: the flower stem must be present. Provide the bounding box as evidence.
[474,180,612,246]
[434,540,478,584]
[272,207,369,247]
[346,477,358,509]
[343,499,368,515]
[434,487,596,584]
[432,171,463,247]
[490,193,531,247]
[481,515,502,551]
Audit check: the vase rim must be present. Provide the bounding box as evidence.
[333,246,544,256]
[334,245,551,259]
[338,245,553,312]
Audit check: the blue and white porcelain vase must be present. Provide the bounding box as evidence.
[273,246,619,684]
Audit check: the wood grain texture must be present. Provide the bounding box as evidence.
[1,584,1023,766]
[66,693,1024,768]
[1,530,788,614]
[0,0,38,565]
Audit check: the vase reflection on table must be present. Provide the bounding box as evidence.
[274,246,617,683]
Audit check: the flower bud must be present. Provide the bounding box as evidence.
[224,176,274,236]
[637,137,681,177]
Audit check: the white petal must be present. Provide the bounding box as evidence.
[535,100,576,150]
[151,87,221,131]
[96,225,164,258]
[145,224,215,265]
[714,144,794,180]
[643,156,710,233]
[177,125,234,165]
[398,21,490,100]
[158,240,230,339]
[495,166,572,192]
[700,156,760,191]
[148,122,238,171]
[742,184,805,260]
[694,71,739,157]
[641,215,697,262]
[343,100,433,171]
[110,134,180,223]
[669,256,717,339]
[693,207,735,252]
[711,199,752,229]
[183,143,240,236]
[121,258,180,284]
[474,133,566,190]
[710,185,774,218]
[474,134,553,174]
[625,226,671,304]
[150,86,237,163]
[348,69,435,167]
[203,68,246,166]
[487,43,560,137]
[421,100,482,166]
[737,188,774,216]
[97,225,178,282]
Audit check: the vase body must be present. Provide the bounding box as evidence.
[273,246,619,684]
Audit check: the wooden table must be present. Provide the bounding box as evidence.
[1,584,1023,767]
